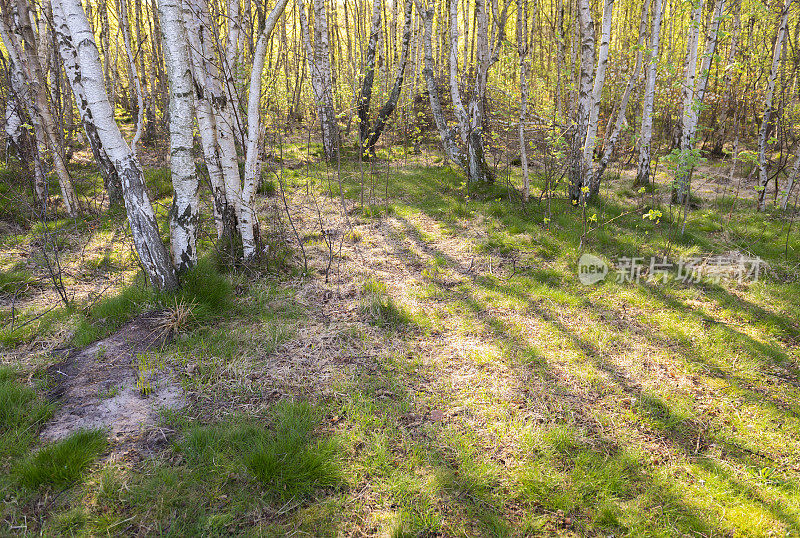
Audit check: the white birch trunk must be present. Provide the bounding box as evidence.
[582,0,614,183]
[158,0,200,272]
[117,0,144,156]
[358,0,382,151]
[517,0,530,201]
[299,0,340,161]
[757,0,791,211]
[362,0,413,153]
[0,6,79,216]
[467,0,491,184]
[781,150,800,211]
[595,0,649,192]
[675,0,724,204]
[635,0,662,187]
[416,0,464,167]
[449,0,469,146]
[569,0,595,201]
[240,0,291,259]
[52,0,122,203]
[184,0,227,238]
[56,0,178,291]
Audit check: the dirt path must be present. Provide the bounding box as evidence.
[42,313,184,449]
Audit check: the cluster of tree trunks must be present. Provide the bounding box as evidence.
[1,0,799,293]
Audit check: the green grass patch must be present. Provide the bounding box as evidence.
[13,430,107,490]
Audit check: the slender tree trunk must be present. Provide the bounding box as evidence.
[363,0,413,154]
[240,0,291,259]
[417,0,464,167]
[673,0,724,205]
[466,0,492,184]
[713,0,740,155]
[358,0,382,152]
[299,0,340,161]
[635,0,662,187]
[223,0,245,148]
[1,1,79,216]
[517,0,530,201]
[595,0,650,192]
[184,0,227,238]
[757,0,791,211]
[57,0,178,291]
[117,0,145,156]
[569,0,595,202]
[582,0,614,195]
[781,150,800,211]
[4,62,46,204]
[157,0,200,272]
[52,0,122,204]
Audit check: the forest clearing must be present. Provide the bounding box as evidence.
[1,0,799,535]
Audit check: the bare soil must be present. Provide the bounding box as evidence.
[41,312,184,447]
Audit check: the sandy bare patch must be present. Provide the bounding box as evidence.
[41,312,185,444]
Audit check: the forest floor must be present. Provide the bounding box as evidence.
[1,145,800,536]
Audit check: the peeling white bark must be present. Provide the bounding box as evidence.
[52,0,122,204]
[635,0,662,187]
[674,0,724,204]
[158,0,200,272]
[184,0,228,238]
[757,0,791,211]
[299,0,339,160]
[582,0,614,185]
[56,0,178,291]
[569,0,594,201]
[241,0,291,259]
[416,0,464,167]
[517,0,530,201]
[595,0,650,192]
[0,3,79,216]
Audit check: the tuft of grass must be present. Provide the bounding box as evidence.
[72,258,233,347]
[0,269,33,295]
[258,177,277,196]
[13,429,107,489]
[360,278,410,329]
[178,401,343,502]
[145,168,173,200]
[244,400,343,500]
[0,367,54,462]
[170,257,233,320]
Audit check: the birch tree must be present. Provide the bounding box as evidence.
[299,0,340,161]
[673,0,724,205]
[581,0,614,197]
[240,0,292,258]
[517,0,530,201]
[51,0,122,205]
[568,0,595,202]
[757,0,792,211]
[55,0,178,291]
[781,150,800,210]
[635,0,662,187]
[184,0,230,239]
[358,0,414,157]
[3,59,46,204]
[417,0,507,184]
[417,0,464,166]
[157,0,200,272]
[0,1,79,216]
[117,0,145,156]
[593,0,649,194]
